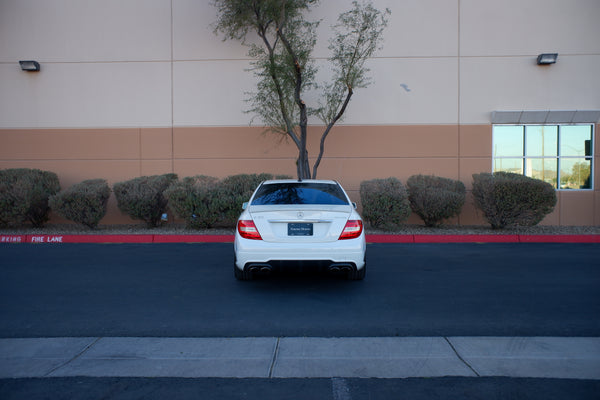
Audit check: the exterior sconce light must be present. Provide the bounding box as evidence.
[536,53,558,65]
[19,60,41,71]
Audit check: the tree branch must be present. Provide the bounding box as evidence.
[277,26,311,179]
[255,21,300,149]
[312,86,353,179]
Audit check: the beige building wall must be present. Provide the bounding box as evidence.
[1,0,599,226]
[2,123,598,226]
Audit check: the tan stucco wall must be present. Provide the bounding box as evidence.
[2,1,600,129]
[1,1,598,225]
[1,124,597,226]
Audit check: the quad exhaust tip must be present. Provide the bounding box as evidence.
[247,264,273,274]
[328,263,355,273]
[245,262,356,274]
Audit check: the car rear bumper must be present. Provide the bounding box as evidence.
[234,234,366,271]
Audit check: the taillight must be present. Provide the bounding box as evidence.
[237,220,262,240]
[339,220,363,240]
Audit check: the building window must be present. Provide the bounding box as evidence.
[493,124,594,190]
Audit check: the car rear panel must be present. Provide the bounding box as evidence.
[234,232,366,270]
[248,205,352,243]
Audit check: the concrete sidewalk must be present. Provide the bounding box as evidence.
[1,337,599,380]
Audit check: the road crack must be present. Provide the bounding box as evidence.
[44,337,102,377]
[444,337,480,377]
[268,337,281,378]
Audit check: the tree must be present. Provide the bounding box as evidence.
[561,161,591,189]
[213,0,389,179]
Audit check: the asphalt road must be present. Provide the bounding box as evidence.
[2,377,599,400]
[1,242,599,399]
[1,242,599,338]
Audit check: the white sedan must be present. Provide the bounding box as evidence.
[234,179,366,280]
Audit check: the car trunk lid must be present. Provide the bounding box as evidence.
[248,204,353,243]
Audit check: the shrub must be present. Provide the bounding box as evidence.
[165,173,292,229]
[360,177,411,230]
[164,175,220,229]
[113,174,178,227]
[214,173,283,226]
[0,168,60,228]
[406,174,466,227]
[49,179,110,229]
[472,172,557,229]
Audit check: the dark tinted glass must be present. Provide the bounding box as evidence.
[251,182,349,205]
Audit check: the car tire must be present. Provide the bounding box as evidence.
[347,264,366,280]
[234,264,253,281]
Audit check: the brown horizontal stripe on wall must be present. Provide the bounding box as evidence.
[1,124,598,226]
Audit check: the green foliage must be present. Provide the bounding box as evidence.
[247,3,318,133]
[212,0,317,42]
[317,1,390,122]
[406,174,466,227]
[0,168,60,228]
[113,174,178,227]
[215,173,283,226]
[164,175,221,229]
[561,161,591,189]
[49,179,110,229]
[213,0,389,179]
[213,0,318,133]
[165,173,291,229]
[360,177,411,230]
[472,172,557,229]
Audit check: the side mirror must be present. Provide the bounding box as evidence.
[242,202,248,210]
[352,202,357,209]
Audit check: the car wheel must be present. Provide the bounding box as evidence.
[347,264,366,280]
[234,264,253,281]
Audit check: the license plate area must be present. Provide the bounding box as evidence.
[288,223,313,236]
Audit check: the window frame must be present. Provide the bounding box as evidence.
[492,123,595,191]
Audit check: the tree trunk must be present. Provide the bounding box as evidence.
[297,121,310,180]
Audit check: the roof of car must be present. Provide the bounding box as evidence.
[261,179,339,185]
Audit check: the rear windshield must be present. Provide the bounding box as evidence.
[251,182,349,206]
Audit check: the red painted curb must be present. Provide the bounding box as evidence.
[26,234,155,243]
[1,234,599,244]
[519,235,600,243]
[414,235,520,243]
[153,235,234,243]
[366,234,413,243]
[0,235,27,244]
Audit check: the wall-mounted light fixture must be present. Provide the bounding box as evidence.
[19,60,41,71]
[536,53,558,65]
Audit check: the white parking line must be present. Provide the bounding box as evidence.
[332,378,352,400]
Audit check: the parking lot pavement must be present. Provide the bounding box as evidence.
[1,337,599,380]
